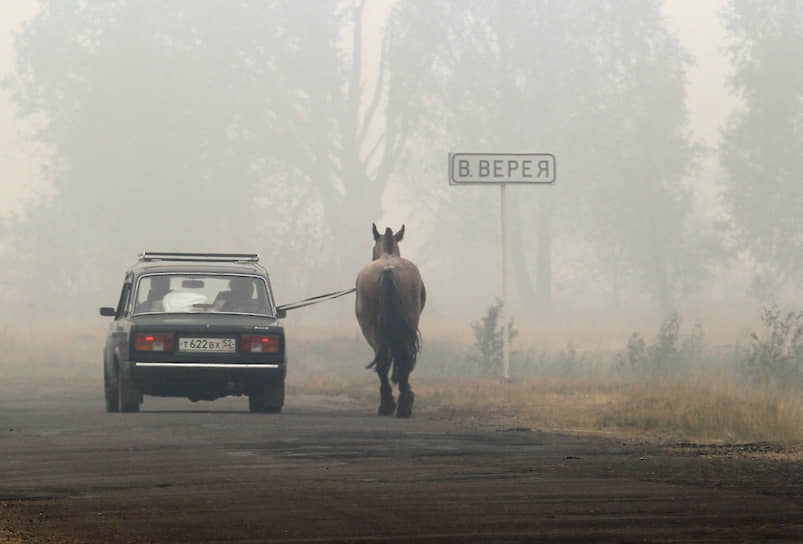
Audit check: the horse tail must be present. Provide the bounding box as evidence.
[365,343,390,371]
[377,268,420,384]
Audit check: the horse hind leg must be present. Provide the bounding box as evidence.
[375,353,396,416]
[396,362,414,418]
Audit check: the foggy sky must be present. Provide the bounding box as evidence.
[0,0,735,217]
[0,1,797,347]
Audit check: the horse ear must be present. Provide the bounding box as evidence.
[372,223,380,240]
[394,224,405,242]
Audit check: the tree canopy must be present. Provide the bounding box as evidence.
[4,0,726,319]
[720,0,803,295]
[7,0,407,315]
[384,0,705,313]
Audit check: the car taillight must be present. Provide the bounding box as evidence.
[241,334,280,353]
[135,333,175,352]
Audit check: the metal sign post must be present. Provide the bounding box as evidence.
[500,183,509,380]
[449,153,556,381]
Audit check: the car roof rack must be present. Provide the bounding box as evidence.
[139,252,260,263]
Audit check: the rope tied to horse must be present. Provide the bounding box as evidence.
[276,287,356,313]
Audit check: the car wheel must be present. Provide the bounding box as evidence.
[249,379,284,413]
[118,363,141,413]
[104,365,119,413]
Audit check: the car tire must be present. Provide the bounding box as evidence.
[104,365,119,413]
[118,363,141,413]
[249,378,284,413]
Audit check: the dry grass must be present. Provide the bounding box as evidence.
[291,376,803,446]
[592,380,802,444]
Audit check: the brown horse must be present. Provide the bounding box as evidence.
[355,224,426,417]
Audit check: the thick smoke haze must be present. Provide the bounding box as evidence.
[0,0,801,348]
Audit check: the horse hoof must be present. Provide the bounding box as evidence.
[396,391,414,418]
[378,400,396,416]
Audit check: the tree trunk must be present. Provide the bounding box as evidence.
[612,249,621,308]
[534,197,553,311]
[656,260,675,318]
[508,192,538,308]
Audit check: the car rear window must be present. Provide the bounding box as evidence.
[133,274,272,316]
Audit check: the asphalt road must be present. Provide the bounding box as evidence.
[1,388,802,543]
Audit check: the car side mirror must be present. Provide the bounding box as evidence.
[99,307,116,317]
[276,308,287,319]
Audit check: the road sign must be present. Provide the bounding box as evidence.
[449,152,556,381]
[449,153,556,184]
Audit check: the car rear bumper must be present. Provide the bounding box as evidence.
[130,361,285,400]
[135,362,280,369]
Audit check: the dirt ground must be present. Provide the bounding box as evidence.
[1,384,801,544]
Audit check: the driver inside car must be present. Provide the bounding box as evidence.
[213,277,256,313]
[135,276,172,313]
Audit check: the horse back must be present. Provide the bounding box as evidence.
[356,257,425,327]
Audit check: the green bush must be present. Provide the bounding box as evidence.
[467,299,518,377]
[616,313,704,379]
[743,305,803,390]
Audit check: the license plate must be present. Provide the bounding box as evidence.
[179,337,236,352]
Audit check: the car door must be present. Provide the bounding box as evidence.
[105,274,133,371]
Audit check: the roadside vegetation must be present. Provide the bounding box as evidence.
[1,305,801,447]
[291,376,802,446]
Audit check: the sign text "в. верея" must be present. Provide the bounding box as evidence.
[449,153,556,184]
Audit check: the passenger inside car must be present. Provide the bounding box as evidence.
[213,277,257,313]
